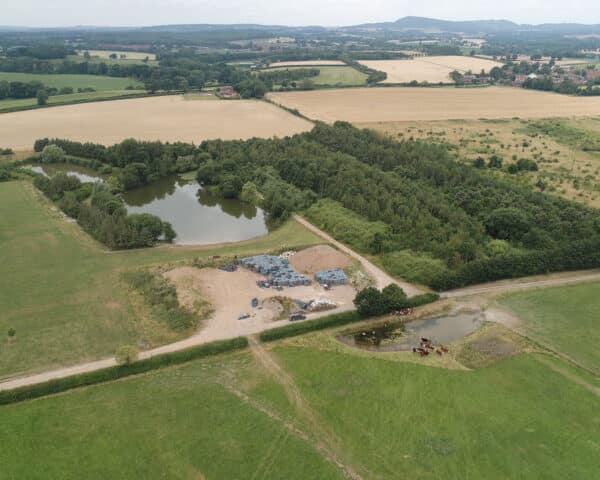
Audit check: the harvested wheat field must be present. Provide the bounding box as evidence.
[269,60,346,67]
[268,86,600,123]
[359,56,503,83]
[289,245,353,274]
[0,95,313,150]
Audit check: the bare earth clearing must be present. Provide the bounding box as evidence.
[165,266,357,342]
[0,95,313,150]
[289,245,353,274]
[359,56,502,83]
[267,87,600,123]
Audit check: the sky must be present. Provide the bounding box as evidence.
[3,0,600,27]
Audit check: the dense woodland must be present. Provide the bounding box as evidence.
[37,122,600,287]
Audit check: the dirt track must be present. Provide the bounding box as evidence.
[293,214,424,296]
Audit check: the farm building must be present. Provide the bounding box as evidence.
[314,268,348,285]
[238,255,310,287]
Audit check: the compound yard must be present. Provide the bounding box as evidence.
[358,56,502,83]
[0,95,313,150]
[267,86,600,123]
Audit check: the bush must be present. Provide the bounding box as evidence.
[115,345,139,365]
[381,283,409,310]
[0,337,249,405]
[354,287,387,317]
[379,250,449,286]
[40,144,66,164]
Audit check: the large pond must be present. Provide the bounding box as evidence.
[28,164,104,183]
[338,312,484,352]
[121,175,272,245]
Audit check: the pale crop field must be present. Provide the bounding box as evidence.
[0,95,313,151]
[267,86,600,123]
[359,56,503,83]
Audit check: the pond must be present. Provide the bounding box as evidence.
[337,312,484,352]
[28,164,104,183]
[121,175,272,245]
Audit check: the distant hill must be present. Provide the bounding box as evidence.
[351,16,600,36]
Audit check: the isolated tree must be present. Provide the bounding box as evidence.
[7,328,16,338]
[36,89,48,105]
[40,144,66,164]
[83,50,91,60]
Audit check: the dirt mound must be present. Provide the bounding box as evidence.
[290,245,352,274]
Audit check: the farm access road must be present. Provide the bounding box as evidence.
[2,217,600,392]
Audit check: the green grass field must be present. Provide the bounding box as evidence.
[0,72,142,91]
[499,281,600,373]
[0,181,321,378]
[0,338,597,479]
[265,65,368,87]
[0,90,145,112]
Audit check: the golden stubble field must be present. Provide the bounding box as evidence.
[267,86,600,123]
[0,95,313,150]
[359,56,503,83]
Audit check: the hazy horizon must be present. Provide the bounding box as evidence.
[2,0,600,28]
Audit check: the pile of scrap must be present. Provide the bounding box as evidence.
[305,298,337,312]
[238,255,310,287]
[314,268,348,286]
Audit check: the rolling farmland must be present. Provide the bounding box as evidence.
[0,95,313,150]
[267,86,600,123]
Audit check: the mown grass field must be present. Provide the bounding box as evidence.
[0,90,145,112]
[0,351,344,479]
[499,281,600,373]
[265,65,368,86]
[0,72,142,90]
[0,181,321,378]
[0,337,597,479]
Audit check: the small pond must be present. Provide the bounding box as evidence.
[338,313,485,352]
[121,175,272,245]
[28,164,104,183]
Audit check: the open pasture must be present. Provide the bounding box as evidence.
[0,72,141,91]
[359,55,503,83]
[267,86,600,123]
[500,281,600,374]
[263,65,368,86]
[0,95,313,150]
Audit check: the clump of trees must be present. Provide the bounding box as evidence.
[33,174,176,249]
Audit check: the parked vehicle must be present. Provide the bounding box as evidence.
[289,313,306,321]
[238,313,250,320]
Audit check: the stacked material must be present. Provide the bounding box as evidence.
[238,255,310,287]
[314,268,348,285]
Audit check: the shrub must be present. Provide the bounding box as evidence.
[381,284,409,310]
[353,287,387,317]
[40,144,66,164]
[115,345,139,365]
